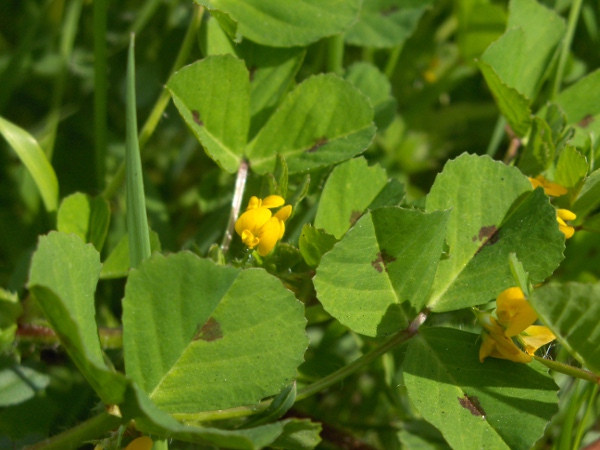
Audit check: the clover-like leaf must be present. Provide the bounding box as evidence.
[123,252,307,413]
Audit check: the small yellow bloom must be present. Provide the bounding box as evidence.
[475,288,556,364]
[474,310,532,363]
[125,437,153,450]
[556,208,576,239]
[519,325,556,355]
[235,196,292,256]
[529,175,568,197]
[496,287,537,337]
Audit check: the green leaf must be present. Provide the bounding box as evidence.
[480,0,565,99]
[314,157,389,239]
[404,328,558,450]
[126,35,151,269]
[167,55,250,173]
[529,283,600,374]
[123,252,307,413]
[247,74,376,174]
[0,289,22,353]
[199,13,237,56]
[243,383,296,428]
[298,225,337,269]
[0,115,59,212]
[425,154,564,312]
[239,43,306,139]
[517,117,554,175]
[314,207,450,337]
[122,383,316,450]
[368,178,405,210]
[344,0,433,49]
[553,68,600,125]
[99,231,161,279]
[57,193,111,252]
[28,232,127,404]
[455,0,507,61]
[555,146,588,188]
[508,253,531,297]
[477,60,531,136]
[572,168,600,218]
[195,0,361,47]
[344,62,397,130]
[0,358,50,407]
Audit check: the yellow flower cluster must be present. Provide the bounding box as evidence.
[476,287,556,364]
[235,195,292,256]
[529,175,576,239]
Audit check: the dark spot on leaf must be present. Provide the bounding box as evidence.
[477,225,497,242]
[381,6,398,15]
[579,114,594,128]
[306,136,328,153]
[458,394,486,418]
[371,250,396,273]
[194,317,223,342]
[192,110,203,126]
[249,66,257,82]
[349,210,362,226]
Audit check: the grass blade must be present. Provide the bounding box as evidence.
[0,115,59,212]
[126,34,151,268]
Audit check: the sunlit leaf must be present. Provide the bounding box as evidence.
[315,207,450,337]
[404,328,558,450]
[123,252,307,413]
[425,154,564,312]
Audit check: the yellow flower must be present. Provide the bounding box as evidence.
[519,325,556,356]
[496,287,537,337]
[475,287,556,363]
[557,208,576,239]
[125,437,153,450]
[474,309,532,363]
[529,175,567,197]
[235,195,292,256]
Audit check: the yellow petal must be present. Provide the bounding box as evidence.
[557,208,576,221]
[261,195,286,209]
[496,287,538,337]
[256,217,284,256]
[529,175,567,197]
[519,325,556,355]
[274,204,292,222]
[246,196,261,210]
[125,437,154,450]
[479,331,496,362]
[241,230,260,248]
[235,208,272,238]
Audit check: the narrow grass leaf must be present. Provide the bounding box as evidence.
[126,34,151,268]
[0,115,59,212]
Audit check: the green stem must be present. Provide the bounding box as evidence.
[573,382,598,450]
[326,34,344,75]
[221,159,248,254]
[94,0,108,189]
[173,311,428,424]
[297,310,427,401]
[102,5,203,200]
[153,439,169,450]
[17,324,123,349]
[551,0,583,99]
[384,45,403,79]
[24,411,121,450]
[43,0,83,159]
[486,116,507,157]
[533,356,600,384]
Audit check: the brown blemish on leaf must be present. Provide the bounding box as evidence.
[458,394,486,418]
[579,114,594,128]
[249,66,257,82]
[474,225,499,254]
[194,317,223,342]
[192,110,203,126]
[349,210,362,226]
[371,250,396,273]
[381,6,398,16]
[306,136,328,153]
